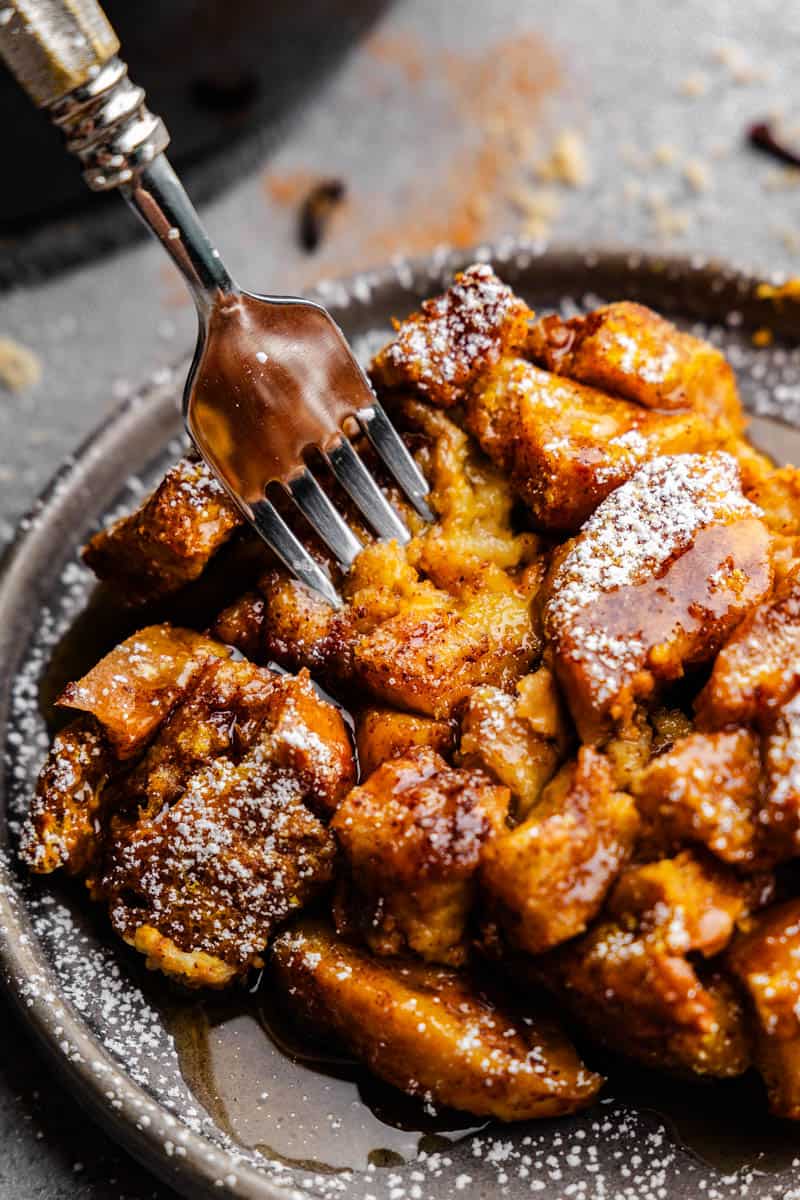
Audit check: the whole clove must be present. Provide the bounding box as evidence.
[748,119,800,168]
[298,179,347,253]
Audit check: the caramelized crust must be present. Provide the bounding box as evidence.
[100,750,336,984]
[57,624,229,758]
[761,691,800,861]
[352,579,537,718]
[355,708,456,778]
[371,264,532,408]
[728,899,800,1119]
[271,920,603,1120]
[83,457,242,603]
[543,453,772,742]
[634,729,764,866]
[696,562,800,730]
[109,660,355,823]
[548,851,760,1077]
[215,402,543,718]
[94,664,352,983]
[746,464,800,535]
[465,358,740,532]
[527,301,743,420]
[20,717,113,874]
[481,748,638,955]
[332,748,509,964]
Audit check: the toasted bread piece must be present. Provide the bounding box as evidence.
[57,625,230,759]
[528,301,743,421]
[547,851,763,1077]
[728,899,800,1119]
[746,464,800,535]
[332,748,509,964]
[371,264,532,408]
[634,729,764,866]
[355,708,456,778]
[271,920,603,1120]
[696,562,800,730]
[353,579,537,719]
[761,691,800,862]
[465,359,741,532]
[90,665,353,984]
[459,670,569,817]
[214,401,544,715]
[83,457,242,602]
[543,453,772,742]
[480,748,638,955]
[110,660,355,823]
[20,717,113,874]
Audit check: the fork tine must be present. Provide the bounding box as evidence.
[250,497,342,608]
[357,401,434,521]
[325,436,410,544]
[287,468,363,567]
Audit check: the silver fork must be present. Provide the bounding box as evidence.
[0,0,432,608]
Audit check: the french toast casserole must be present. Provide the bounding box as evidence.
[19,264,800,1123]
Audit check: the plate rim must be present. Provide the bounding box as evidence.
[2,239,799,1200]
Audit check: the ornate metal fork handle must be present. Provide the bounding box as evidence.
[0,1,432,606]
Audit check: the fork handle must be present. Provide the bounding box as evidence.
[0,0,235,316]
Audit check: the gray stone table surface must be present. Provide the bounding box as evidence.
[2,0,800,1196]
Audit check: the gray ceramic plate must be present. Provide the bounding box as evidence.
[3,243,800,1200]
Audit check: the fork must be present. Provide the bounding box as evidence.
[0,0,432,607]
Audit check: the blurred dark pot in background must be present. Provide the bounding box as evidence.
[1,0,388,232]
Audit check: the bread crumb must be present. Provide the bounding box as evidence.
[763,167,800,191]
[509,186,561,238]
[679,71,709,97]
[776,227,800,253]
[710,41,767,84]
[683,159,711,193]
[652,143,677,166]
[534,129,590,187]
[0,335,42,393]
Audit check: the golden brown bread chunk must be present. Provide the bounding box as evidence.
[746,464,800,535]
[271,920,603,1120]
[20,717,113,875]
[371,263,532,408]
[480,748,639,955]
[728,899,800,1119]
[100,749,336,985]
[761,691,800,862]
[215,402,544,717]
[634,729,764,866]
[83,457,242,603]
[332,748,509,964]
[57,625,229,759]
[353,577,537,719]
[109,660,355,823]
[355,707,456,778]
[542,453,773,742]
[696,562,800,731]
[95,665,351,984]
[465,359,742,532]
[458,669,569,818]
[527,301,743,419]
[547,851,761,1077]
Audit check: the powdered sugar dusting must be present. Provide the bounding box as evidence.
[545,452,758,703]
[4,256,800,1198]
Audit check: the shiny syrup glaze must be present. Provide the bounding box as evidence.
[37,414,800,1179]
[188,292,369,504]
